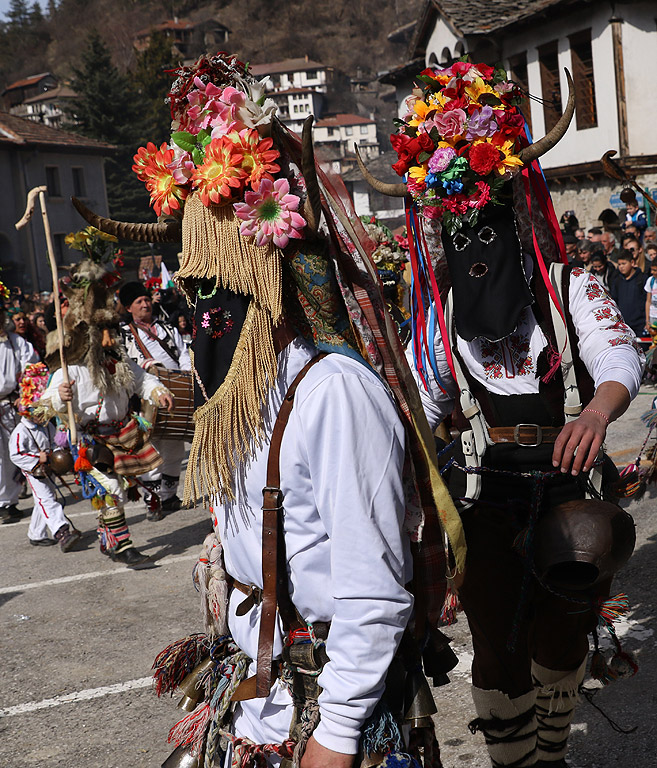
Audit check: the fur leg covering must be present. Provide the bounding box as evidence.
[469,687,537,767]
[532,659,586,763]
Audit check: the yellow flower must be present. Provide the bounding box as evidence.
[465,77,496,106]
[408,164,428,183]
[496,140,524,175]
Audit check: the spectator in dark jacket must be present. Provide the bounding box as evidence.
[610,250,648,336]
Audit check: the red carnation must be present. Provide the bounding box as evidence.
[468,142,502,175]
[390,132,435,176]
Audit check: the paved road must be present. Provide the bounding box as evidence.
[1,392,656,767]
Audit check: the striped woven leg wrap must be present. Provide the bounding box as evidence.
[470,687,537,767]
[99,505,133,554]
[532,659,586,762]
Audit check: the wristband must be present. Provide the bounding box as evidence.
[582,408,609,425]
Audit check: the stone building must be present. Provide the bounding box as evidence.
[0,112,113,291]
[381,0,657,229]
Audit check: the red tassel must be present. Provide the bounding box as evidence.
[440,584,461,625]
[74,445,93,472]
[167,702,210,752]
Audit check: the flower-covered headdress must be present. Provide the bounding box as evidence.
[18,363,50,417]
[393,61,526,235]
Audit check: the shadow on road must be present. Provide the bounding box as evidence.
[139,517,212,560]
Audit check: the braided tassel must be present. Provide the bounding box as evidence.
[168,703,211,753]
[152,634,209,697]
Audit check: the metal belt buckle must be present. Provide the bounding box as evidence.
[514,423,542,447]
[235,585,263,616]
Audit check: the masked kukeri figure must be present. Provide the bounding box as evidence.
[361,62,642,768]
[40,253,174,567]
[71,52,469,768]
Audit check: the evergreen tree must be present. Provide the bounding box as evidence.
[67,30,153,258]
[6,0,30,29]
[132,30,181,146]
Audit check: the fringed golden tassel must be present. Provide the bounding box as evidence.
[179,193,283,322]
[184,301,278,506]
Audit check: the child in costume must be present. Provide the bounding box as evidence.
[9,363,80,551]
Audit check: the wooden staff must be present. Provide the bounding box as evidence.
[15,186,77,444]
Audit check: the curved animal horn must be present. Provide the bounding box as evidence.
[71,197,182,243]
[600,149,628,182]
[301,115,322,233]
[355,146,408,198]
[518,69,575,165]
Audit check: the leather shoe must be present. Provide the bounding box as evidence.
[146,506,164,521]
[29,537,56,546]
[161,495,182,512]
[1,505,22,524]
[55,525,81,552]
[110,546,152,568]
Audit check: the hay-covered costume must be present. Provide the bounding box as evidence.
[74,52,467,768]
[119,281,191,515]
[364,62,644,768]
[0,309,37,521]
[40,253,171,566]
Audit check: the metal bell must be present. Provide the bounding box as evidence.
[88,443,115,472]
[177,656,214,712]
[49,447,74,476]
[403,667,437,728]
[161,744,203,768]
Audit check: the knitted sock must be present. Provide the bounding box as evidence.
[99,504,133,553]
[532,659,586,762]
[470,687,537,767]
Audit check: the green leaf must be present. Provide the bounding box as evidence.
[429,127,441,144]
[417,151,432,164]
[479,93,502,107]
[196,129,209,143]
[201,133,212,147]
[171,131,197,153]
[416,74,436,86]
[393,117,408,127]
[192,147,204,165]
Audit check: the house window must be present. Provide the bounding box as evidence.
[345,126,353,136]
[538,40,562,132]
[72,167,86,197]
[360,125,369,135]
[508,51,532,133]
[569,28,597,129]
[46,166,61,197]
[53,233,66,265]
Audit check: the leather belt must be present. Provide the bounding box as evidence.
[487,424,562,447]
[232,579,263,616]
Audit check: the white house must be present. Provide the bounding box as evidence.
[250,58,331,94]
[314,114,379,161]
[382,0,657,228]
[0,112,113,291]
[269,88,325,134]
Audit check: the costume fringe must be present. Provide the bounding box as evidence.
[152,634,209,697]
[168,702,211,754]
[184,301,278,505]
[196,532,229,637]
[178,194,283,323]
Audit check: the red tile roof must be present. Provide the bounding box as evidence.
[250,58,325,76]
[0,111,115,152]
[3,72,53,93]
[315,113,374,127]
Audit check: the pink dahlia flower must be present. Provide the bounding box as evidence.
[233,177,306,249]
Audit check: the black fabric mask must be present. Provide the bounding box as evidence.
[442,202,533,342]
[192,283,250,408]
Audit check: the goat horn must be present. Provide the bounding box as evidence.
[301,115,322,233]
[355,145,408,197]
[71,197,182,242]
[518,69,575,165]
[601,150,629,182]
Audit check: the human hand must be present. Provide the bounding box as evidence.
[39,450,48,465]
[158,392,174,412]
[300,737,354,768]
[58,380,74,402]
[143,359,158,370]
[552,410,608,475]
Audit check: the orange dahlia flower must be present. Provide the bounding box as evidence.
[132,142,188,216]
[191,137,248,205]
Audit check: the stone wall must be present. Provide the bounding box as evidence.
[548,173,657,231]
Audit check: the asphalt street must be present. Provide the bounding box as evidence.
[1,391,656,768]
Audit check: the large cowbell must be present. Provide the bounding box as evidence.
[441,198,533,343]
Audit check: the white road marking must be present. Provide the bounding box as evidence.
[0,553,197,594]
[0,503,144,528]
[0,677,153,718]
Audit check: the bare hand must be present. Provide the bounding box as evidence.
[39,450,48,465]
[159,393,174,412]
[143,359,158,370]
[300,737,354,768]
[552,411,608,475]
[58,380,74,402]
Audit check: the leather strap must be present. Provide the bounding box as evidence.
[255,352,327,698]
[487,425,562,445]
[129,322,180,365]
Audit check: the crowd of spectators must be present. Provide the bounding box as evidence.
[559,204,657,339]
